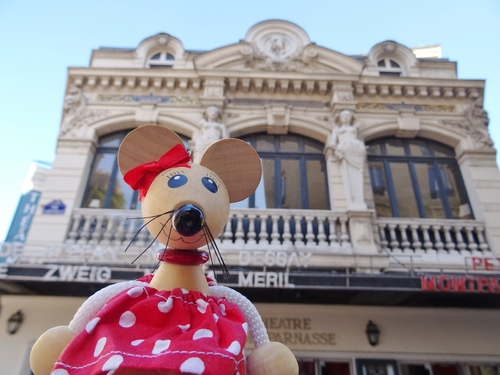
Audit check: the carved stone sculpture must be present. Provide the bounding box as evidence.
[328,109,367,210]
[194,106,228,162]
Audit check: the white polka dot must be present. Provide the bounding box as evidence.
[131,339,144,346]
[51,370,69,375]
[219,303,227,316]
[94,337,107,357]
[127,286,144,298]
[158,297,173,313]
[178,324,190,332]
[180,357,205,374]
[119,311,136,328]
[152,339,171,354]
[213,313,219,322]
[226,340,241,355]
[102,354,123,371]
[86,317,100,333]
[193,328,213,340]
[181,288,189,294]
[242,322,248,334]
[196,299,208,314]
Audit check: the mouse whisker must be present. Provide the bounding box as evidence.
[124,210,175,253]
[203,224,230,280]
[131,213,173,264]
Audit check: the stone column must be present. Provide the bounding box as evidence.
[23,138,97,257]
[457,149,500,254]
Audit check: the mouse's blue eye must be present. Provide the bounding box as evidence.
[168,174,188,188]
[202,177,218,193]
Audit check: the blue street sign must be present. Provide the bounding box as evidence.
[43,200,66,214]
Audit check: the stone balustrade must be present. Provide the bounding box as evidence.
[44,208,352,265]
[377,218,490,256]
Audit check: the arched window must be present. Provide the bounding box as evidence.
[367,137,471,219]
[82,129,190,210]
[233,133,329,210]
[377,58,402,76]
[147,52,175,68]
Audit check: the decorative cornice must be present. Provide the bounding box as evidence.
[67,69,485,100]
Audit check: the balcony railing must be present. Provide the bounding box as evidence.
[377,218,491,256]
[57,208,351,264]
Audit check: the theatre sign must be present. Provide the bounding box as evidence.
[1,257,500,295]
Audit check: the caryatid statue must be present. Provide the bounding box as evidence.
[328,109,367,210]
[194,106,229,162]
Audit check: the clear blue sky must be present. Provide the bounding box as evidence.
[0,0,499,241]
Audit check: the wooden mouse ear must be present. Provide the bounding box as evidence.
[200,139,262,203]
[118,125,186,175]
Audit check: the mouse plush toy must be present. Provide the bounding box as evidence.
[30,125,298,375]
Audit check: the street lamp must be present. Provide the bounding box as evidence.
[7,310,24,335]
[365,320,380,346]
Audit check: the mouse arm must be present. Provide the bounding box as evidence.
[210,285,299,375]
[30,280,146,375]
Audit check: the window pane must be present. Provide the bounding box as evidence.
[389,162,419,217]
[82,153,116,208]
[390,60,400,68]
[304,138,323,153]
[261,159,275,208]
[280,135,300,152]
[369,162,393,217]
[408,139,431,157]
[431,364,459,375]
[280,159,301,209]
[433,143,455,157]
[166,53,175,60]
[400,364,431,375]
[377,60,386,67]
[111,171,136,209]
[297,359,316,375]
[413,163,445,218]
[321,362,351,375]
[256,136,275,152]
[151,53,161,60]
[367,143,382,155]
[306,159,328,210]
[468,365,500,375]
[439,163,471,219]
[99,133,123,147]
[384,138,405,155]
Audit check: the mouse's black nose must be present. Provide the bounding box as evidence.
[172,204,205,236]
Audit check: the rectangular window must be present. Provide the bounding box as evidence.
[468,365,500,375]
[320,361,351,375]
[414,163,445,218]
[356,360,398,375]
[368,162,392,217]
[280,159,301,209]
[388,162,419,217]
[82,153,116,208]
[261,159,275,208]
[306,159,328,210]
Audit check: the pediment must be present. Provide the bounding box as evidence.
[194,20,363,74]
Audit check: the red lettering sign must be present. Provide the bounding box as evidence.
[421,275,500,294]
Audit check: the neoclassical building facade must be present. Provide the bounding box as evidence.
[1,20,499,375]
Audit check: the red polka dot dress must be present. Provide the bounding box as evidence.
[52,276,248,375]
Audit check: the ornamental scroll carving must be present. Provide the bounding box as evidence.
[441,97,493,150]
[245,33,308,72]
[60,86,111,137]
